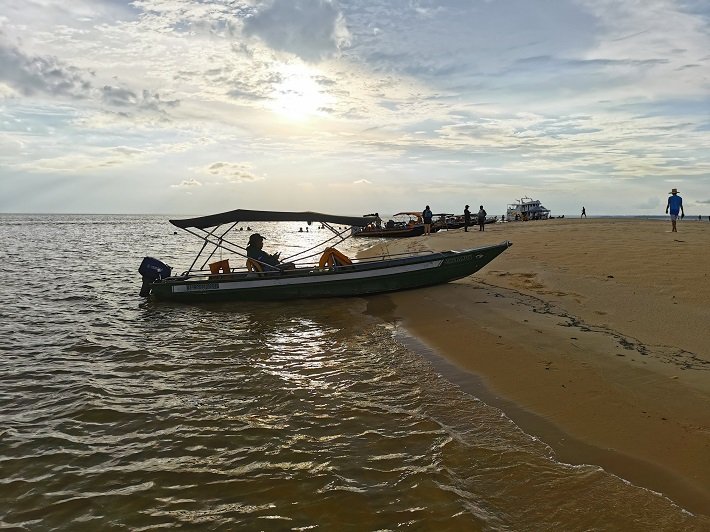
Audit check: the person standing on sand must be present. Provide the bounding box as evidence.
[477,205,487,231]
[665,188,684,232]
[423,205,433,235]
[581,206,586,218]
[464,205,471,232]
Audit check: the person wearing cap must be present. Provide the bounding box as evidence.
[665,188,684,232]
[464,205,471,232]
[246,233,294,271]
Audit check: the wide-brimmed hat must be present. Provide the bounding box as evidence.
[669,188,679,194]
[465,205,469,208]
[248,233,265,245]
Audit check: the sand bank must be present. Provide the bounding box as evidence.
[361,218,710,515]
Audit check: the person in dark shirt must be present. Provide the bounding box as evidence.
[423,205,433,235]
[477,205,487,231]
[464,205,471,232]
[246,233,294,271]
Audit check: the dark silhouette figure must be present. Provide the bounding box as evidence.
[423,205,433,235]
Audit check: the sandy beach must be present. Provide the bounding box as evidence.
[362,218,710,515]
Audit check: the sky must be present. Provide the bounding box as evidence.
[0,0,708,217]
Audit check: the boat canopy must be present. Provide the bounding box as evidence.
[393,212,424,219]
[170,209,377,230]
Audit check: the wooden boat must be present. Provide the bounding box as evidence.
[138,209,512,302]
[433,214,496,230]
[353,211,425,238]
[353,225,424,238]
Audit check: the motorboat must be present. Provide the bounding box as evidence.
[506,197,551,221]
[353,211,425,238]
[138,209,512,301]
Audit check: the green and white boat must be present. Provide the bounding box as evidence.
[139,209,512,302]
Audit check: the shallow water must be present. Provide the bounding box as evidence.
[1,214,707,530]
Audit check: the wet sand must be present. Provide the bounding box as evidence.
[361,218,710,515]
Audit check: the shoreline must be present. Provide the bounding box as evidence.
[390,322,708,515]
[360,218,710,516]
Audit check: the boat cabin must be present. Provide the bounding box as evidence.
[506,197,551,221]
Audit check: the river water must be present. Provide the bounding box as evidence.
[1,214,706,530]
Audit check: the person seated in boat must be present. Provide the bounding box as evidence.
[246,233,295,271]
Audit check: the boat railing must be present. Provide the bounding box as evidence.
[176,248,441,279]
[176,221,355,275]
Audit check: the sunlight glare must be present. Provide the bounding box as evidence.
[268,64,333,121]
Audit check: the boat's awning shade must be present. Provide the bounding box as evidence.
[170,209,377,229]
[393,212,424,219]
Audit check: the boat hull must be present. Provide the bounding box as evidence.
[353,225,425,238]
[149,242,511,302]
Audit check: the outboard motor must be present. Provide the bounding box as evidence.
[138,257,172,297]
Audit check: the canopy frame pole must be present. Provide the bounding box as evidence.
[181,224,242,274]
[184,227,214,274]
[197,222,239,271]
[174,216,375,275]
[280,222,352,263]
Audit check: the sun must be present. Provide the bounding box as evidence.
[268,64,333,121]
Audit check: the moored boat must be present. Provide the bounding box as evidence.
[139,209,512,302]
[506,197,551,221]
[353,211,425,238]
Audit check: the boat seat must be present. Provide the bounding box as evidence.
[246,258,265,276]
[209,259,230,274]
[319,247,353,269]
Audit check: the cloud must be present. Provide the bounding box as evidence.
[0,40,92,98]
[635,197,662,210]
[101,86,140,107]
[171,178,202,189]
[17,146,148,173]
[1,0,709,216]
[243,0,350,62]
[204,162,263,183]
[0,132,24,155]
[101,86,179,114]
[0,35,180,120]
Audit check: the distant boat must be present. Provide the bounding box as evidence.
[431,213,458,231]
[352,225,425,238]
[506,197,551,221]
[138,209,512,301]
[436,214,496,229]
[353,211,425,238]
